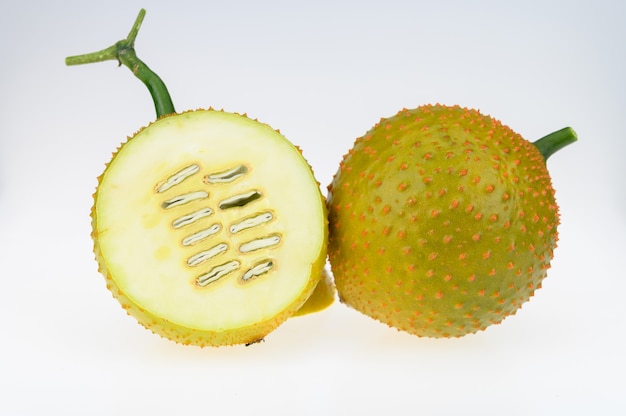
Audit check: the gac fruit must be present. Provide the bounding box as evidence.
[67,10,330,347]
[327,104,576,337]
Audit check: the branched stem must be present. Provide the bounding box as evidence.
[65,9,176,118]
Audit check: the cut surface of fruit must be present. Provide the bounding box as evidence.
[93,110,327,346]
[328,104,573,338]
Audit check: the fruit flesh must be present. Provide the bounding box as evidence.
[93,110,327,346]
[328,105,561,337]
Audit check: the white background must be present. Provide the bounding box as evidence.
[1,1,625,414]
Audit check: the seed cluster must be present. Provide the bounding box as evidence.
[328,105,559,337]
[156,163,281,287]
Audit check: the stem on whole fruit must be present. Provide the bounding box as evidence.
[65,9,176,118]
[533,127,577,161]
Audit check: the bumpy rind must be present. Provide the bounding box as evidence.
[92,109,328,347]
[327,104,560,338]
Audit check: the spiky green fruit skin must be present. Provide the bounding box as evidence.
[327,104,560,337]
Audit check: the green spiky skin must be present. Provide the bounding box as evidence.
[327,104,560,338]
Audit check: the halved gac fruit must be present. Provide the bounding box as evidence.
[93,110,327,346]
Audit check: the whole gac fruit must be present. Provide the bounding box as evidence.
[327,104,576,337]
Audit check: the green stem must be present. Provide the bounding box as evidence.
[65,9,176,118]
[532,127,578,161]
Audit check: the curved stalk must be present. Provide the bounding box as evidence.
[65,9,176,118]
[532,127,577,161]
